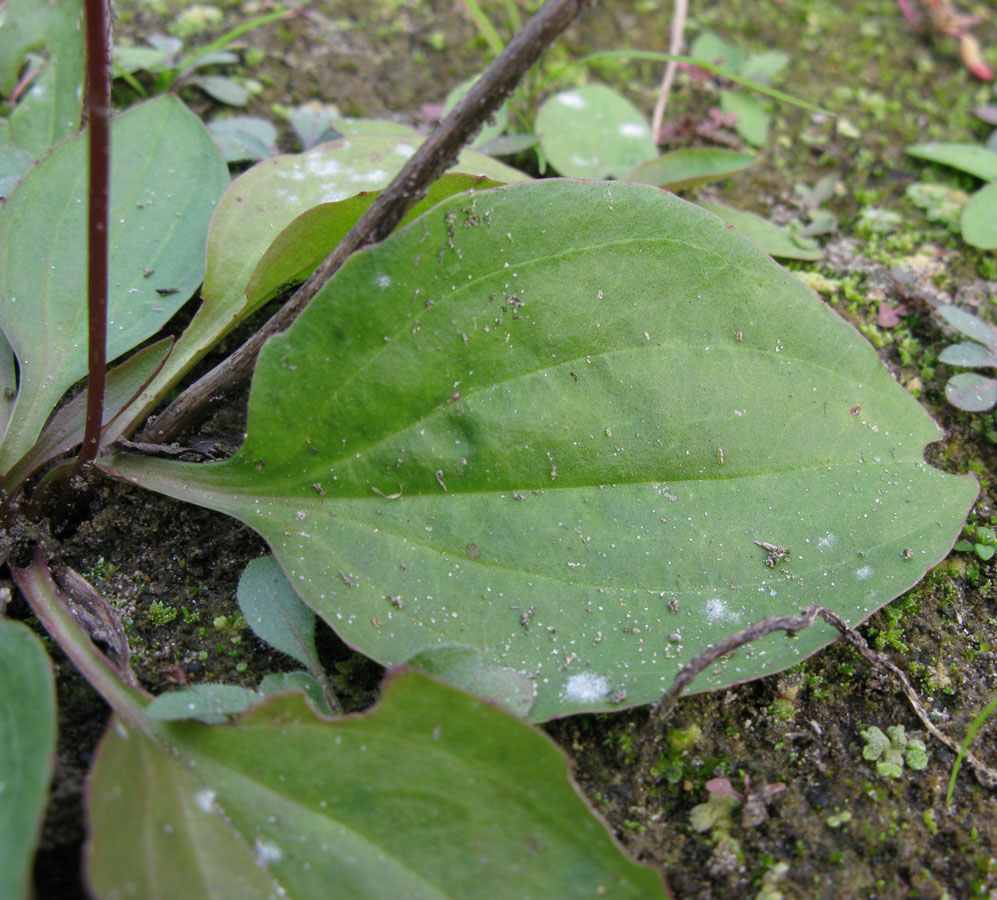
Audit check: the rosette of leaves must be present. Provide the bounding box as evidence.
[861,724,928,778]
[936,305,997,411]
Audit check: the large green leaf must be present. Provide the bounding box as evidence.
[114,135,527,437]
[86,670,667,899]
[0,620,56,900]
[906,142,997,182]
[0,0,85,157]
[0,95,228,470]
[535,85,656,178]
[106,181,976,721]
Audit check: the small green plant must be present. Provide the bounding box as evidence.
[111,8,289,106]
[954,523,997,561]
[860,724,929,778]
[906,141,997,250]
[936,305,997,411]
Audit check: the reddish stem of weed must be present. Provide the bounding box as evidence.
[75,0,112,475]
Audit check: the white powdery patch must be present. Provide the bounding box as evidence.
[254,837,283,868]
[561,672,609,703]
[557,91,586,110]
[195,789,216,814]
[350,168,388,184]
[816,533,837,551]
[305,155,342,178]
[618,122,648,138]
[394,142,416,158]
[375,274,392,289]
[705,597,741,624]
[319,189,349,203]
[854,566,874,581]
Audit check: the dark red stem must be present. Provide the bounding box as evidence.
[75,0,111,475]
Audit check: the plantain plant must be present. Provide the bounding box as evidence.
[0,0,980,896]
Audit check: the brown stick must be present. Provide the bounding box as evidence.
[647,605,997,789]
[138,0,594,443]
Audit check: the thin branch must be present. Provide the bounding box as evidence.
[650,0,687,143]
[138,0,594,444]
[647,604,997,790]
[75,0,112,474]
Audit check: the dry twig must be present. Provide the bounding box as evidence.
[647,604,997,789]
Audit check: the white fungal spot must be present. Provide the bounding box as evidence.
[350,168,388,184]
[195,790,216,814]
[304,156,342,177]
[375,274,392,289]
[254,837,283,868]
[557,91,586,109]
[816,533,837,550]
[394,142,416,157]
[561,672,609,703]
[854,566,874,580]
[618,122,648,137]
[705,597,741,624]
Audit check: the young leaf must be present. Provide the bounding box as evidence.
[106,181,976,721]
[0,95,228,471]
[936,305,997,351]
[258,671,333,715]
[719,89,769,146]
[145,684,262,723]
[237,555,318,669]
[906,142,997,182]
[535,85,656,178]
[699,200,822,260]
[0,620,56,900]
[945,372,997,411]
[938,341,997,369]
[0,0,85,157]
[961,181,997,249]
[112,135,527,437]
[627,148,754,190]
[207,116,279,162]
[86,670,668,899]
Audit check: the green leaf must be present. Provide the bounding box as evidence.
[105,181,975,721]
[207,116,278,162]
[0,620,56,900]
[2,338,172,494]
[936,305,997,351]
[740,51,789,83]
[246,173,502,312]
[87,671,667,899]
[190,75,249,107]
[628,148,754,190]
[906,142,997,182]
[0,0,85,156]
[962,181,997,249]
[145,684,262,723]
[719,89,769,146]
[535,85,656,178]
[258,671,333,715]
[688,32,745,72]
[938,341,997,368]
[0,147,34,198]
[112,45,170,76]
[699,200,822,260]
[112,135,527,437]
[945,372,997,411]
[0,95,228,471]
[237,555,318,669]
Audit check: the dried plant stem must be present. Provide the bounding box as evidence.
[75,0,112,473]
[648,604,997,789]
[650,0,687,143]
[138,0,594,444]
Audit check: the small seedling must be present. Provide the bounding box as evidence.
[936,305,997,410]
[954,523,997,561]
[861,724,928,778]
